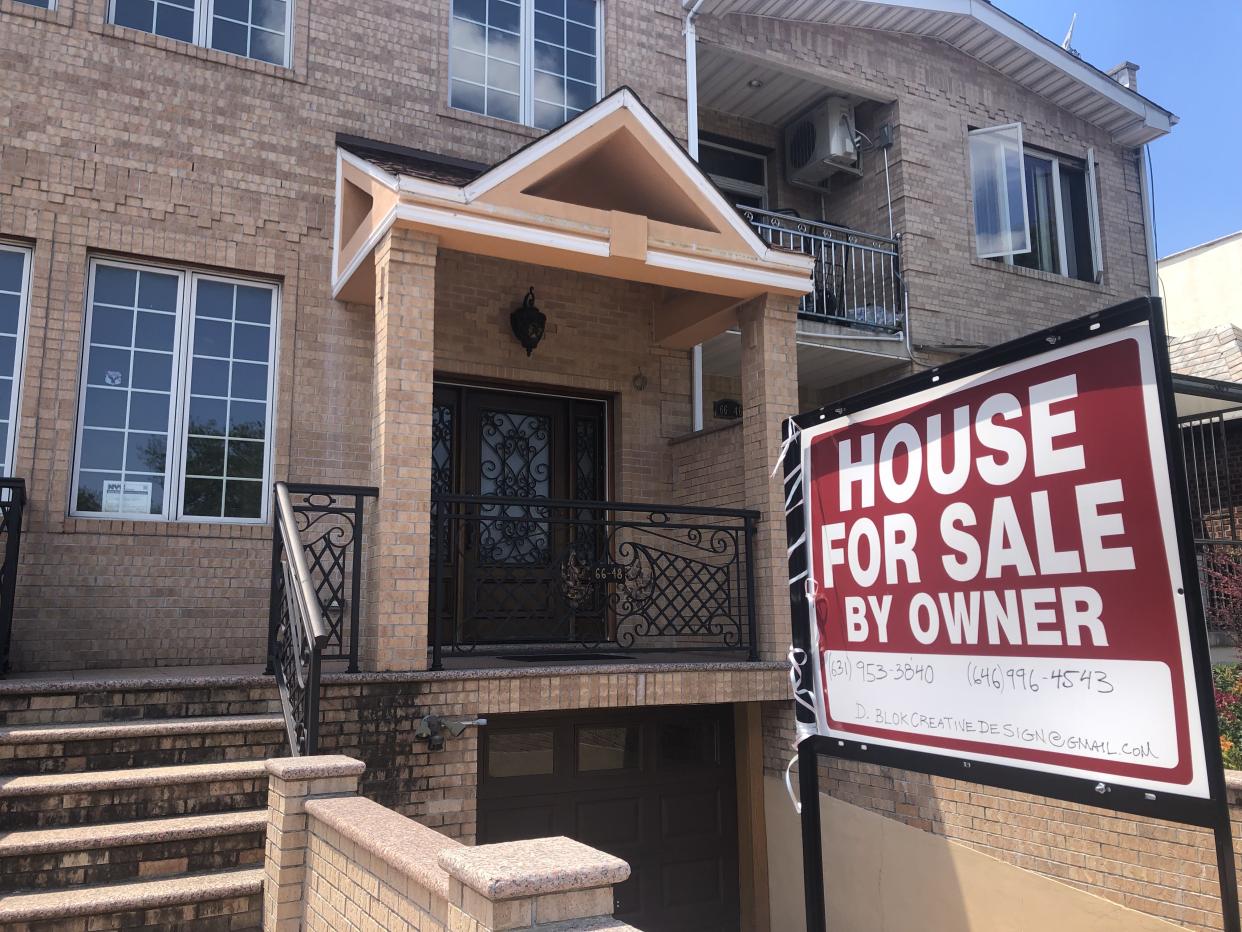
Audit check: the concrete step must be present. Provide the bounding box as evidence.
[0,714,288,774]
[0,867,263,929]
[0,809,267,891]
[0,760,269,830]
[0,678,279,727]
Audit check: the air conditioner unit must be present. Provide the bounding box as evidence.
[784,98,860,189]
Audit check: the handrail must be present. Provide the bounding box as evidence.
[0,478,27,675]
[275,483,331,651]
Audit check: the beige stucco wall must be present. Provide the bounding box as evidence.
[1160,233,1242,337]
[763,776,1182,932]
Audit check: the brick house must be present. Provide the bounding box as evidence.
[0,0,1206,929]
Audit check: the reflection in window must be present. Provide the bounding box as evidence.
[0,245,31,477]
[182,278,273,519]
[73,260,277,522]
[488,729,555,777]
[110,0,290,66]
[578,725,639,771]
[449,0,600,129]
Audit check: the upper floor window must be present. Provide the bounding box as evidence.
[449,0,601,130]
[699,139,768,210]
[72,258,279,523]
[969,123,1103,283]
[0,244,32,478]
[109,0,290,66]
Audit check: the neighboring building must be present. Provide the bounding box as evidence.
[0,0,1200,929]
[1161,230,1242,338]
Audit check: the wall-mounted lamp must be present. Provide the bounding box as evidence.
[510,287,546,356]
[414,714,487,752]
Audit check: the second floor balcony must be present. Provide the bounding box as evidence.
[741,206,906,335]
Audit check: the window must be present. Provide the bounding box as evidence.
[0,245,32,478]
[970,124,1103,283]
[699,139,768,210]
[487,729,555,777]
[449,0,602,130]
[968,123,1030,259]
[109,0,291,66]
[73,259,278,523]
[14,0,53,8]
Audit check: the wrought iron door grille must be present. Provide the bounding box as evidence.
[431,494,759,667]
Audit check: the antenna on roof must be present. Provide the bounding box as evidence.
[1061,12,1081,58]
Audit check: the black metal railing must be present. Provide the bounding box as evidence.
[430,494,759,668]
[741,206,906,332]
[0,478,26,675]
[1180,406,1242,541]
[268,482,377,754]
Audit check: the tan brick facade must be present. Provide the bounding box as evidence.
[1,0,1196,929]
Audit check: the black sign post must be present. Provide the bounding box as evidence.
[781,298,1240,932]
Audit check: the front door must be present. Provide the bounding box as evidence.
[477,706,742,932]
[432,383,608,647]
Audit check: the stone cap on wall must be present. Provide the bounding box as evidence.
[304,794,462,899]
[438,837,631,900]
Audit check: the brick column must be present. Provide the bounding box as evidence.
[366,226,438,671]
[739,292,800,661]
[262,755,366,932]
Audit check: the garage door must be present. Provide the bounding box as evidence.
[477,705,741,932]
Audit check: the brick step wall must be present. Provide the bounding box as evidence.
[0,680,287,930]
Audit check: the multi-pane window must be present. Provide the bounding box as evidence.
[449,0,601,130]
[969,123,1103,282]
[110,0,290,66]
[0,245,32,478]
[73,259,278,523]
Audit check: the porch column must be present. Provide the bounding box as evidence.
[739,292,800,661]
[366,226,438,671]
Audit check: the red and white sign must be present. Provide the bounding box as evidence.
[800,323,1209,797]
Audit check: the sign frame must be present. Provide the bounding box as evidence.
[781,297,1239,932]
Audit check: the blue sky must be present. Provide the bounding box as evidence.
[998,0,1241,257]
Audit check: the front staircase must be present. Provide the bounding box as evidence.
[0,676,287,930]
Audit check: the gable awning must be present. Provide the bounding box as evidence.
[690,0,1176,146]
[332,88,815,348]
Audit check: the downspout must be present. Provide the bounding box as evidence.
[685,0,705,431]
[1138,144,1160,298]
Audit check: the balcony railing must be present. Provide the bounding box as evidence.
[430,494,760,667]
[0,478,26,675]
[741,206,906,333]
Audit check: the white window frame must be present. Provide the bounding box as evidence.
[998,146,1101,282]
[0,242,33,479]
[699,139,768,209]
[447,0,605,129]
[71,257,280,525]
[968,122,1031,260]
[107,0,293,67]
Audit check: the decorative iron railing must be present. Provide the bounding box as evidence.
[0,478,26,675]
[740,206,906,332]
[1180,406,1242,542]
[267,482,377,754]
[430,494,759,667]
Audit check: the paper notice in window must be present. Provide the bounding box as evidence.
[102,480,152,514]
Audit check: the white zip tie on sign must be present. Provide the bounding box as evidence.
[771,418,801,478]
